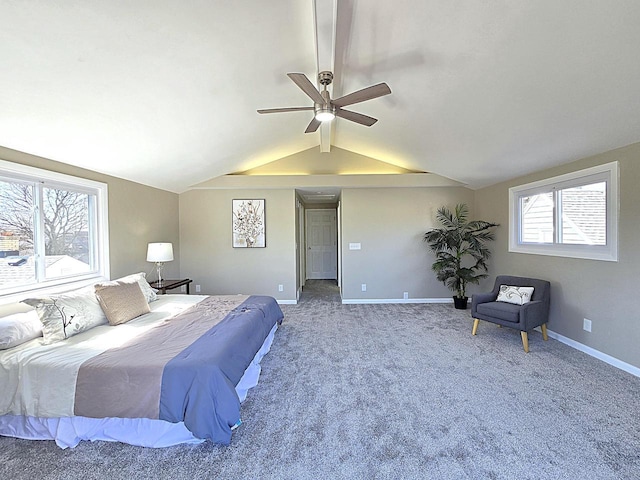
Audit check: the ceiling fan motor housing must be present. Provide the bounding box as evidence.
[318,71,333,86]
[315,89,335,118]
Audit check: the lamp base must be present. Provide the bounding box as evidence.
[156,262,165,287]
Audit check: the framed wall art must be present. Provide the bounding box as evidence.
[232,199,266,248]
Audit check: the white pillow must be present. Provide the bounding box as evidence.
[0,310,43,349]
[114,272,157,303]
[22,290,108,345]
[496,285,535,306]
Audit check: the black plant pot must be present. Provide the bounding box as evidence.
[453,296,468,309]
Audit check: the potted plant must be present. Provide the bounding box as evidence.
[424,204,499,309]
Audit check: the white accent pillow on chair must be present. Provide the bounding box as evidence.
[497,285,534,305]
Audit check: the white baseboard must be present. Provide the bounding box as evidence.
[277,299,297,305]
[545,328,640,378]
[341,298,453,305]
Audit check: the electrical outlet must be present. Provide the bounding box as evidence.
[361,284,367,292]
[180,285,186,293]
[403,292,409,300]
[583,318,592,332]
[278,284,283,292]
[195,284,201,293]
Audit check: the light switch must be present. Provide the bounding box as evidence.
[349,243,361,250]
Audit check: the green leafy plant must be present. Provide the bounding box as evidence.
[424,203,499,300]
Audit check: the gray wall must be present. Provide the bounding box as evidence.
[179,185,477,303]
[179,188,297,300]
[341,187,476,300]
[474,142,640,369]
[0,146,180,280]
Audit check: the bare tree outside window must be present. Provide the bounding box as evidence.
[0,181,92,288]
[42,186,90,260]
[0,183,90,258]
[0,162,108,295]
[0,181,34,253]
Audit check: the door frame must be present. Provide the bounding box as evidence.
[297,198,306,296]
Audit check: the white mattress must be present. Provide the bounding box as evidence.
[0,294,278,448]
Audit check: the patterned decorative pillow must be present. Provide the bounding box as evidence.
[0,310,43,349]
[114,272,157,303]
[94,280,151,325]
[496,285,535,306]
[21,290,108,345]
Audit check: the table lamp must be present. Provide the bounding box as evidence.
[146,242,173,287]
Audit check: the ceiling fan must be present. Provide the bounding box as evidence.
[257,71,391,133]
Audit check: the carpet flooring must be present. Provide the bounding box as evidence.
[1,280,639,479]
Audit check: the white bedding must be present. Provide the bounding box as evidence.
[0,295,207,418]
[0,294,278,448]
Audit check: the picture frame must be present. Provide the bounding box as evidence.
[232,199,266,248]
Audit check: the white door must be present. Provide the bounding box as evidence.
[306,209,337,280]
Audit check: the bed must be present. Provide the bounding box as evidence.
[0,282,284,449]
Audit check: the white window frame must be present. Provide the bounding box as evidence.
[0,159,110,300]
[509,161,618,262]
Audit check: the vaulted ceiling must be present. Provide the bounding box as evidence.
[1,1,639,193]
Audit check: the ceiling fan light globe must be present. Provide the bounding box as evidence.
[315,109,335,122]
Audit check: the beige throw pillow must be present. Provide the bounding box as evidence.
[95,281,151,326]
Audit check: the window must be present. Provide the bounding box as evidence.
[509,162,618,261]
[0,160,109,297]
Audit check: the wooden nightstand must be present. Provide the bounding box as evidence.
[149,279,193,295]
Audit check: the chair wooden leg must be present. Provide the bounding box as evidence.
[472,318,480,336]
[521,331,529,353]
[541,323,548,341]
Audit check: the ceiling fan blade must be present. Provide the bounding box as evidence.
[304,117,322,133]
[257,107,314,114]
[287,73,326,105]
[335,108,378,127]
[332,83,391,108]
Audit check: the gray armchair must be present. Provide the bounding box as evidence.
[471,275,551,352]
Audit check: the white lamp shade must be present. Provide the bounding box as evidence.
[146,242,174,262]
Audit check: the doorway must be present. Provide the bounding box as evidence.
[305,209,337,280]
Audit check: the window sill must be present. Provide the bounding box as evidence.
[509,243,618,262]
[0,274,108,305]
